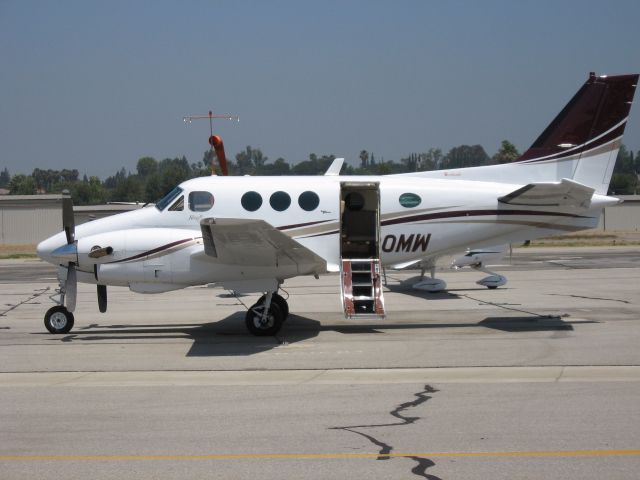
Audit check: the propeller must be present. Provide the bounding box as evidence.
[59,191,77,312]
[51,192,110,314]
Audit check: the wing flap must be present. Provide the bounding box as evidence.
[200,218,327,275]
[498,178,595,209]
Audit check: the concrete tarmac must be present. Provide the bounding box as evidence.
[1,247,639,479]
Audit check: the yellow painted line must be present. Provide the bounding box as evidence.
[0,450,639,461]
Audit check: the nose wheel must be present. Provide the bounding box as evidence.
[44,306,75,334]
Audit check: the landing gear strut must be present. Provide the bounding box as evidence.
[412,262,447,292]
[474,265,507,289]
[245,292,289,336]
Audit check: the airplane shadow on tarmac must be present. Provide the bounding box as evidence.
[37,311,594,357]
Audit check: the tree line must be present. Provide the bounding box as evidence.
[1,141,638,204]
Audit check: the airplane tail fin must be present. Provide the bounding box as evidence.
[403,73,638,194]
[516,73,638,194]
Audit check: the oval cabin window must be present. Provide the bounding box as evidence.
[241,191,263,212]
[399,192,421,208]
[270,191,291,211]
[298,191,320,211]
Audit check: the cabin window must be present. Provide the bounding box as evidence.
[241,191,263,212]
[189,191,214,212]
[156,186,183,211]
[168,196,184,211]
[270,191,291,211]
[298,191,320,211]
[399,192,421,208]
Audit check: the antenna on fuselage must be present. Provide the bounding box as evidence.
[183,110,239,176]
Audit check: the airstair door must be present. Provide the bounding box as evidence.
[339,183,386,319]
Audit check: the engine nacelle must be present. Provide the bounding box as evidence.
[412,278,447,292]
[451,245,509,269]
[477,274,507,289]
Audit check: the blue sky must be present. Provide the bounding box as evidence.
[1,0,639,178]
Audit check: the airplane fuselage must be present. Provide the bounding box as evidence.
[38,174,608,293]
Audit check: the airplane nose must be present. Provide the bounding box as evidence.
[37,232,67,264]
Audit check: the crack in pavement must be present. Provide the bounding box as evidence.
[330,385,442,479]
[0,287,50,317]
[547,293,631,304]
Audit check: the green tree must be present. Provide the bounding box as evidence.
[136,157,158,178]
[233,146,268,175]
[443,145,490,169]
[359,150,369,168]
[291,154,336,175]
[110,175,143,202]
[9,174,37,195]
[492,140,520,164]
[0,167,10,187]
[259,157,291,175]
[71,176,106,205]
[613,145,634,174]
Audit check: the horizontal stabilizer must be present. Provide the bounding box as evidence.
[200,218,327,274]
[498,179,595,209]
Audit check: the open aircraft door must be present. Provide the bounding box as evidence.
[339,182,386,319]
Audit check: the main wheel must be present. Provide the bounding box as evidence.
[44,306,75,334]
[257,293,289,318]
[245,301,284,336]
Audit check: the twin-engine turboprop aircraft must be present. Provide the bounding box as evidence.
[37,72,638,336]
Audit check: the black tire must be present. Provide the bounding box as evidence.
[258,293,289,318]
[245,301,284,336]
[487,285,498,290]
[44,306,75,334]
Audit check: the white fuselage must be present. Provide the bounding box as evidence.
[37,174,608,292]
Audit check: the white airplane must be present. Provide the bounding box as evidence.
[37,72,638,336]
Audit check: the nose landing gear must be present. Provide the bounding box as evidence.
[44,305,75,334]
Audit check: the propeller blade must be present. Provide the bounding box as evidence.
[66,265,77,312]
[62,194,75,244]
[97,284,107,313]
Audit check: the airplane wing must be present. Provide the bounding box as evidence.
[498,178,595,209]
[200,218,327,274]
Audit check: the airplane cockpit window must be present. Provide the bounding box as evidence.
[269,191,291,211]
[155,186,183,211]
[189,191,214,212]
[298,191,320,211]
[168,196,184,211]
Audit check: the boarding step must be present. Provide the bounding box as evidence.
[340,258,386,319]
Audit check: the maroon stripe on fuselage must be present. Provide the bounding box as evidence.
[277,220,331,231]
[296,209,591,239]
[380,209,590,227]
[108,238,194,264]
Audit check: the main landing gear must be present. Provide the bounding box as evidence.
[245,292,289,336]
